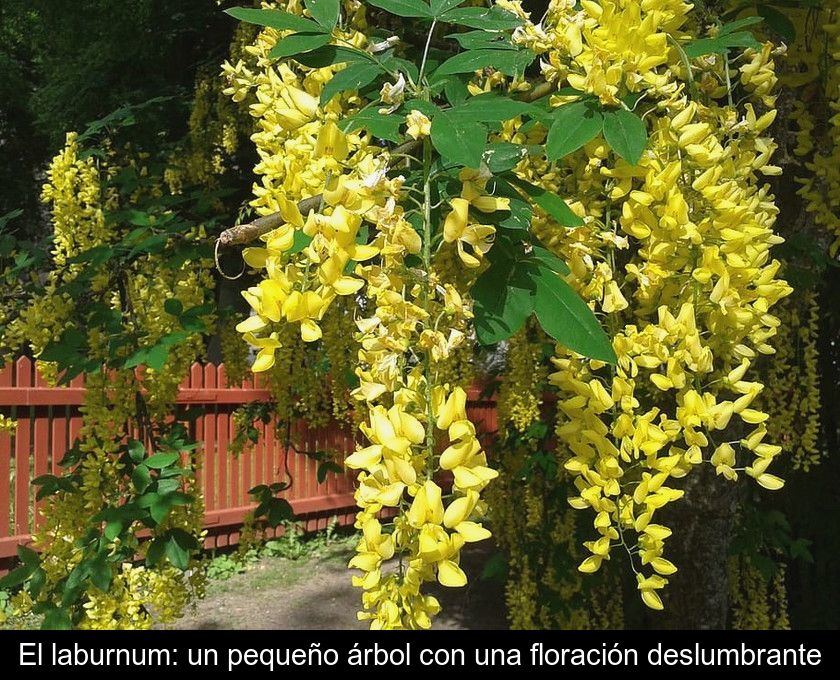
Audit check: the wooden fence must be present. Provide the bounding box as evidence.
[0,357,498,568]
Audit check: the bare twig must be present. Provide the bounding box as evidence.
[218,195,322,247]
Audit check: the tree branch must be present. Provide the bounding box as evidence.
[217,139,421,247]
[217,196,321,247]
[215,79,554,249]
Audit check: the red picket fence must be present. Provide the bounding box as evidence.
[0,357,498,570]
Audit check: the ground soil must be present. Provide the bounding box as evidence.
[173,541,508,630]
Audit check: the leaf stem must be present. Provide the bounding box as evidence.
[421,136,436,468]
[418,20,437,86]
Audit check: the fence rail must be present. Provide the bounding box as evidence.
[0,357,497,568]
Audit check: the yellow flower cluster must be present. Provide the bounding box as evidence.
[785,2,840,254]
[759,292,821,470]
[497,324,547,433]
[8,109,213,627]
[4,133,107,357]
[225,1,497,628]
[728,555,790,630]
[219,309,251,386]
[498,0,793,611]
[489,438,624,629]
[346,225,494,627]
[0,413,15,434]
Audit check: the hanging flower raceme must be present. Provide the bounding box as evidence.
[492,0,793,611]
[223,0,498,629]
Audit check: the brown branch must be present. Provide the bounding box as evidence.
[217,139,422,248]
[218,196,322,247]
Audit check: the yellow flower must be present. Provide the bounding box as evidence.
[405,110,431,140]
[442,198,496,268]
[314,120,349,161]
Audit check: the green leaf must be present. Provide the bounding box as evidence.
[18,545,39,567]
[341,106,403,140]
[379,52,420,81]
[443,75,470,107]
[149,491,192,524]
[104,520,124,542]
[473,259,536,345]
[546,100,603,161]
[28,567,46,600]
[0,561,37,589]
[89,553,112,591]
[266,498,295,527]
[165,537,189,571]
[431,111,486,168]
[157,478,181,495]
[317,461,344,483]
[149,498,172,525]
[132,464,153,492]
[290,231,313,254]
[750,553,777,581]
[445,29,516,50]
[269,32,332,60]
[456,93,539,122]
[497,197,532,231]
[32,474,71,501]
[163,298,183,317]
[293,45,375,67]
[789,537,813,563]
[145,452,180,469]
[42,607,72,630]
[602,108,648,165]
[718,16,764,35]
[507,177,583,227]
[305,0,340,29]
[529,245,571,275]
[684,28,761,58]
[179,303,212,333]
[164,529,198,571]
[0,208,24,230]
[65,244,114,266]
[434,49,526,77]
[128,439,146,464]
[758,5,795,42]
[483,143,528,173]
[440,6,523,29]
[431,0,466,14]
[249,484,271,500]
[404,98,438,119]
[320,62,383,104]
[480,553,508,581]
[364,0,433,18]
[123,343,168,371]
[146,538,166,567]
[64,561,90,599]
[532,265,615,363]
[225,7,322,33]
[123,331,189,371]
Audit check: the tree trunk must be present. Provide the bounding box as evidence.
[657,466,741,629]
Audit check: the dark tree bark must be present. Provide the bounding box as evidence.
[658,466,741,629]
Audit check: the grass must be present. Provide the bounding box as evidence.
[204,522,356,596]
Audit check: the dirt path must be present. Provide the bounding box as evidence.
[174,542,507,630]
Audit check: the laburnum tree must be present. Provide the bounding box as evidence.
[0,0,837,630]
